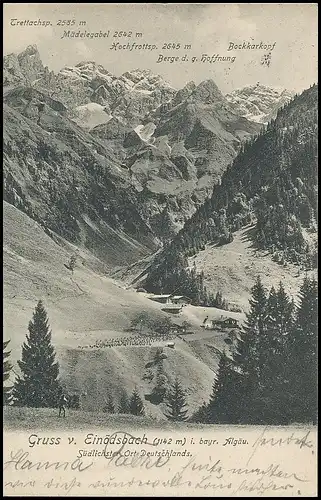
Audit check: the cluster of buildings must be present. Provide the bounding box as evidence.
[140,291,240,332]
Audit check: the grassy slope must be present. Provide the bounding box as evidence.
[188,224,315,310]
[4,201,242,418]
[7,406,291,431]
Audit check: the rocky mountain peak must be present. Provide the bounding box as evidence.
[122,68,153,82]
[4,44,44,86]
[225,84,295,123]
[75,60,112,76]
[75,60,97,68]
[120,68,175,93]
[59,61,114,83]
[171,81,196,106]
[18,44,39,57]
[191,79,225,104]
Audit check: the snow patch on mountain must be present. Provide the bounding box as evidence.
[72,102,112,129]
[225,84,295,124]
[134,122,156,141]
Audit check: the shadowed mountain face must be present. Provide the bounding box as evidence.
[3,91,158,269]
[3,45,262,265]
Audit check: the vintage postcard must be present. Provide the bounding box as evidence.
[3,3,318,496]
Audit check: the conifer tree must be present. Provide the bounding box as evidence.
[103,394,115,414]
[118,391,130,414]
[233,276,268,423]
[12,301,61,408]
[131,311,152,333]
[150,362,168,404]
[68,254,77,274]
[215,291,223,308]
[69,394,80,410]
[129,387,145,416]
[189,401,209,423]
[165,377,188,422]
[154,316,172,336]
[3,340,13,406]
[207,351,239,423]
[289,277,318,423]
[276,282,295,339]
[154,347,164,364]
[260,283,295,423]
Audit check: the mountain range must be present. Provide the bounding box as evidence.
[3,44,316,419]
[4,44,264,254]
[4,46,295,259]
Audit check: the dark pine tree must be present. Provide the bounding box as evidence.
[206,351,240,423]
[129,387,145,416]
[118,391,130,414]
[233,276,268,423]
[289,276,318,423]
[3,340,13,406]
[150,362,168,404]
[260,283,295,423]
[103,394,115,414]
[165,377,188,422]
[189,401,209,423]
[68,394,80,410]
[12,301,61,408]
[154,348,164,364]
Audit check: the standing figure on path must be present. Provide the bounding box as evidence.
[58,393,68,417]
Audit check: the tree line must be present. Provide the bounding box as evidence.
[191,275,317,425]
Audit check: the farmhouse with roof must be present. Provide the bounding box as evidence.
[161,304,183,314]
[148,294,191,306]
[148,294,172,304]
[203,315,239,330]
[171,295,191,306]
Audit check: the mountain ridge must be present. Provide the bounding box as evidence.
[142,84,318,301]
[3,45,263,259]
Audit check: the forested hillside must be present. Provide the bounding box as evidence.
[191,275,318,425]
[143,84,318,303]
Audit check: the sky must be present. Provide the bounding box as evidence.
[3,3,318,93]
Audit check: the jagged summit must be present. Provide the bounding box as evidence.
[3,44,44,86]
[122,68,154,80]
[119,68,175,92]
[74,60,112,75]
[225,84,295,123]
[20,44,39,55]
[4,44,39,58]
[75,60,97,67]
[191,79,225,104]
[171,81,197,107]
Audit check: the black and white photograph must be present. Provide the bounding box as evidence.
[3,3,318,497]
